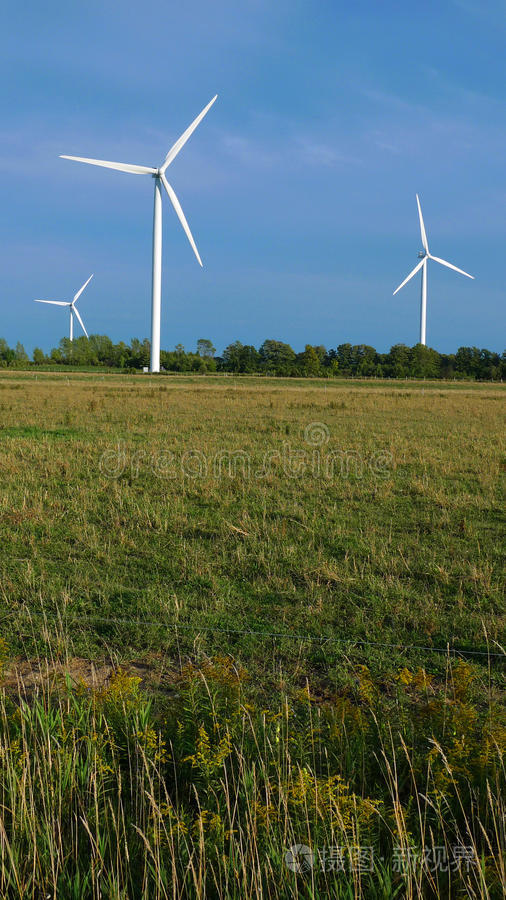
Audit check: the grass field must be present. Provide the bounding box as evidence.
[0,371,504,898]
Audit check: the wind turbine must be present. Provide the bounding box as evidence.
[60,95,217,373]
[393,194,474,345]
[34,274,93,340]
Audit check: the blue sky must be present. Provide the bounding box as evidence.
[0,0,504,355]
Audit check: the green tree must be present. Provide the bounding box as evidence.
[354,345,377,376]
[259,340,296,375]
[221,342,261,373]
[478,349,501,381]
[197,338,216,358]
[0,338,15,364]
[128,338,151,369]
[32,347,46,365]
[411,344,440,379]
[14,342,29,363]
[222,341,243,371]
[439,353,456,379]
[387,344,412,378]
[239,344,261,373]
[336,343,354,375]
[300,345,322,377]
[111,341,129,368]
[89,335,114,366]
[455,347,481,378]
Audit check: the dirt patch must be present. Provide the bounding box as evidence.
[1,656,177,699]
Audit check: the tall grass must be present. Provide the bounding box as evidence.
[0,647,504,898]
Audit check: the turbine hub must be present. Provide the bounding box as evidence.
[418,251,425,258]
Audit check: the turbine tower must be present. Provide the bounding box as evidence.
[34,274,93,340]
[60,96,217,373]
[393,195,474,346]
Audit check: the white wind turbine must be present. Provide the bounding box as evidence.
[393,194,474,345]
[60,95,217,373]
[34,274,93,340]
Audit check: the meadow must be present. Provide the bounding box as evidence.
[0,371,504,898]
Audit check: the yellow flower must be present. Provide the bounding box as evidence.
[396,667,413,686]
[184,724,232,777]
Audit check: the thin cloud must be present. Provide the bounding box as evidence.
[294,137,361,168]
[221,131,360,172]
[450,0,506,27]
[221,135,281,170]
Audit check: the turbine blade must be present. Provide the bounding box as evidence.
[416,194,429,253]
[393,258,425,295]
[73,274,94,303]
[34,299,70,306]
[429,255,474,279]
[73,305,89,338]
[60,155,156,175]
[160,95,218,173]
[160,173,203,266]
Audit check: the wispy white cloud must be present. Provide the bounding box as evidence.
[220,134,280,170]
[294,137,361,168]
[450,0,506,28]
[220,131,360,173]
[359,81,506,164]
[418,65,506,107]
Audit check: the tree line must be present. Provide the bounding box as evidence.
[0,336,504,380]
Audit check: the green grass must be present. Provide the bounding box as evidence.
[0,371,504,897]
[0,424,84,439]
[0,372,503,670]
